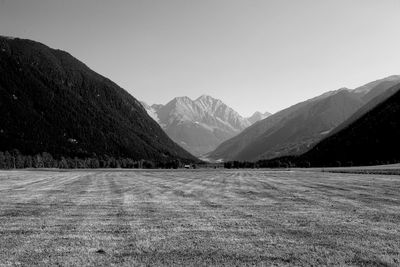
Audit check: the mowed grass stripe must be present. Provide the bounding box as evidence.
[1,172,94,265]
[0,170,399,265]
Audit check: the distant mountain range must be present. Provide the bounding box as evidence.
[2,36,398,168]
[142,95,270,156]
[247,111,272,124]
[209,75,400,162]
[0,36,197,163]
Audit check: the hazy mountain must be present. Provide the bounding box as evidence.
[0,36,197,162]
[209,76,400,161]
[247,111,271,124]
[301,82,400,166]
[142,95,254,156]
[352,75,400,102]
[324,78,400,140]
[140,101,161,124]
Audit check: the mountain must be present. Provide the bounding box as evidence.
[141,95,254,156]
[323,78,400,139]
[352,75,400,102]
[209,76,400,161]
[140,101,161,124]
[0,36,197,163]
[301,82,400,166]
[247,111,271,124]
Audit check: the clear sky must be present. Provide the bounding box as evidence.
[1,0,400,116]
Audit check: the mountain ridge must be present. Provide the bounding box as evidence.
[300,82,400,166]
[0,36,197,163]
[209,75,400,161]
[141,95,270,156]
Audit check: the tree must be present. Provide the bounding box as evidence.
[25,156,33,168]
[0,152,5,169]
[59,157,68,169]
[90,158,100,168]
[15,154,25,169]
[11,149,21,169]
[142,160,155,169]
[4,151,13,169]
[33,154,44,168]
[42,152,54,168]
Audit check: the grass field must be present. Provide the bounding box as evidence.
[1,169,400,266]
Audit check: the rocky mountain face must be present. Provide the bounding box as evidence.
[208,76,400,161]
[141,95,267,157]
[0,36,197,163]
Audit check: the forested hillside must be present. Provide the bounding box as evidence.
[0,36,197,167]
[209,76,400,162]
[300,84,400,167]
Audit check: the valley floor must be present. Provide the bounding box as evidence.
[0,169,399,266]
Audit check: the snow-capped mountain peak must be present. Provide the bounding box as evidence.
[141,95,269,156]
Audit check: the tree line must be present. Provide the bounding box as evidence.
[4,149,397,170]
[0,149,186,169]
[224,156,400,169]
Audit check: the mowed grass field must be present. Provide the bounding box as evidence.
[1,170,400,266]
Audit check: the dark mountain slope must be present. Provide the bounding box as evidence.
[207,95,314,161]
[353,75,400,102]
[209,76,400,162]
[233,90,364,161]
[0,36,197,162]
[302,87,400,166]
[327,82,400,138]
[208,89,364,161]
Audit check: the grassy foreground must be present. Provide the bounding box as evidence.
[0,169,399,266]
